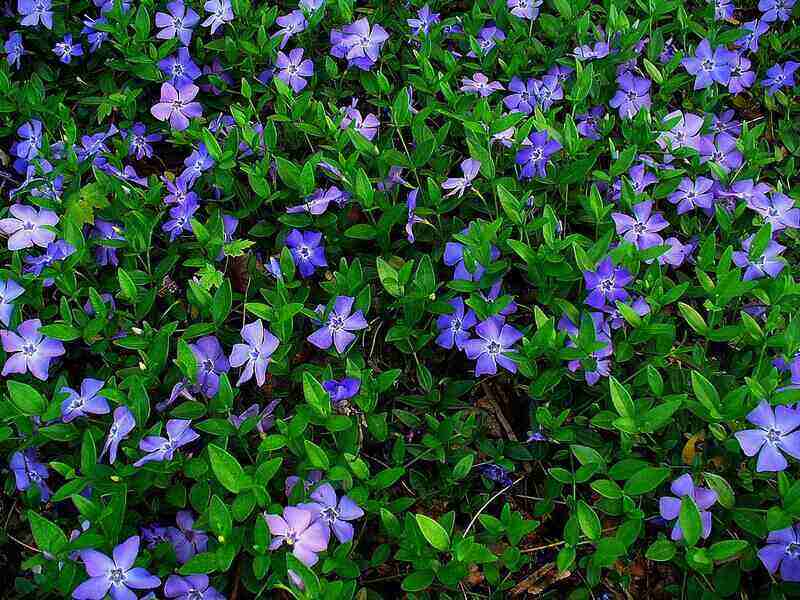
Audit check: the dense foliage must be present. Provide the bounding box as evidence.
[1,0,800,598]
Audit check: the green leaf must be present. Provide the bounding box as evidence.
[208,444,244,494]
[678,302,708,334]
[646,539,676,561]
[39,323,82,341]
[709,540,748,560]
[704,473,735,509]
[302,371,331,417]
[623,467,670,496]
[576,500,601,540]
[401,570,435,592]
[691,371,720,417]
[452,455,474,480]
[304,439,330,470]
[28,510,68,556]
[8,380,47,416]
[415,514,450,551]
[679,495,702,546]
[117,268,138,302]
[609,376,635,418]
[209,495,233,538]
[211,279,232,324]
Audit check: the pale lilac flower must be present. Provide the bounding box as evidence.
[60,378,110,423]
[190,336,230,397]
[681,39,735,89]
[533,75,563,111]
[322,378,360,404]
[491,127,516,147]
[300,0,324,12]
[202,0,233,34]
[377,166,408,192]
[713,0,735,19]
[573,41,611,60]
[442,158,481,197]
[330,18,389,71]
[91,219,124,267]
[72,536,160,600]
[150,82,203,131]
[762,61,800,95]
[516,131,561,179]
[658,475,717,541]
[469,25,505,57]
[602,296,650,329]
[583,257,632,309]
[460,72,503,97]
[1,318,64,380]
[10,448,50,501]
[125,123,161,160]
[100,406,135,464]
[609,72,651,119]
[340,101,379,140]
[229,320,279,387]
[18,0,53,29]
[164,575,224,600]
[133,419,199,467]
[14,120,42,160]
[182,144,215,184]
[732,235,785,280]
[735,400,800,472]
[0,279,24,325]
[504,77,535,114]
[611,200,669,250]
[669,177,715,214]
[265,506,330,566]
[759,525,800,581]
[168,511,208,564]
[736,19,769,52]
[659,237,694,267]
[24,240,75,283]
[748,192,800,231]
[443,234,500,282]
[276,48,314,93]
[307,296,367,353]
[285,471,323,497]
[287,186,349,215]
[274,10,307,48]
[711,110,741,136]
[698,133,743,173]
[408,5,440,36]
[464,316,523,376]
[658,110,704,151]
[156,1,200,45]
[5,31,23,69]
[727,53,755,93]
[759,0,795,21]
[298,483,364,543]
[508,0,543,20]
[83,16,109,52]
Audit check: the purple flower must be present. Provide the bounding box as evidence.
[443,234,500,282]
[72,536,160,600]
[759,525,800,581]
[711,110,741,136]
[573,40,612,60]
[508,0,543,20]
[229,400,279,432]
[322,377,360,404]
[480,464,513,486]
[150,82,203,131]
[307,296,367,353]
[274,10,307,48]
[713,0,735,19]
[133,419,199,467]
[340,102,379,140]
[285,471,323,497]
[736,19,770,52]
[504,77,536,114]
[659,237,695,268]
[602,296,650,329]
[53,34,83,64]
[576,106,604,140]
[168,511,208,564]
[725,179,770,206]
[18,0,52,29]
[733,235,785,280]
[298,483,364,543]
[75,127,117,165]
[10,448,50,501]
[735,401,800,472]
[202,0,233,34]
[658,475,717,541]
[583,257,632,309]
[156,1,200,45]
[162,196,199,241]
[265,506,330,567]
[469,25,505,57]
[612,200,669,250]
[376,166,408,192]
[658,111,704,151]
[406,188,423,243]
[698,133,743,173]
[159,48,201,86]
[276,48,314,93]
[481,281,518,316]
[286,229,327,278]
[442,158,481,197]
[669,177,715,215]
[100,406,135,464]
[5,31,23,69]
[609,72,651,119]
[681,39,735,89]
[436,297,477,350]
[165,575,224,600]
[408,5,440,35]
[0,204,57,250]
[14,119,42,160]
[330,18,389,71]
[516,131,561,179]
[94,0,130,12]
[190,336,229,397]
[728,53,755,93]
[60,378,110,423]
[533,75,563,111]
[287,186,349,215]
[125,123,161,161]
[91,219,125,267]
[759,0,795,21]
[201,58,234,95]
[82,16,109,52]
[1,318,64,380]
[464,316,523,376]
[183,144,215,184]
[0,279,24,326]
[748,192,800,231]
[762,61,800,95]
[300,0,324,11]
[24,239,75,284]
[229,320,279,387]
[460,73,503,97]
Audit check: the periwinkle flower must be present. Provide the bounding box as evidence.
[5,31,23,69]
[759,0,795,21]
[287,186,349,215]
[202,0,234,34]
[762,61,800,95]
[711,110,741,136]
[274,10,307,48]
[285,471,323,497]
[0,204,57,250]
[18,0,53,29]
[460,73,503,97]
[504,77,536,114]
[340,102,379,140]
[469,25,505,57]
[10,448,50,501]
[508,0,543,20]
[727,53,755,93]
[100,406,135,464]
[0,279,24,325]
[436,297,477,350]
[150,82,203,131]
[124,123,161,161]
[408,5,440,36]
[91,219,125,267]
[1,318,64,380]
[155,1,200,45]
[658,475,717,541]
[72,536,160,600]
[480,464,513,486]
[183,144,215,184]
[609,73,651,119]
[406,188,424,243]
[330,18,389,71]
[82,16,109,52]
[576,106,604,140]
[286,229,327,278]
[265,506,330,567]
[669,177,715,214]
[583,257,632,309]
[133,419,199,467]
[442,158,481,197]
[734,401,800,472]
[532,75,563,111]
[14,120,41,160]
[573,40,612,60]
[24,239,75,284]
[229,320,279,387]
[748,192,800,231]
[659,237,695,268]
[229,400,279,432]
[162,196,199,241]
[601,296,650,329]
[464,316,523,376]
[276,48,314,93]
[53,34,83,64]
[164,575,224,600]
[443,234,500,282]
[168,511,208,564]
[612,200,669,251]
[60,378,110,423]
[681,39,735,89]
[736,19,770,53]
[698,133,743,173]
[658,110,704,151]
[713,0,735,19]
[732,235,785,280]
[322,377,361,404]
[190,336,230,397]
[759,525,800,581]
[159,47,201,86]
[298,483,365,543]
[516,131,561,179]
[300,0,324,11]
[307,296,367,353]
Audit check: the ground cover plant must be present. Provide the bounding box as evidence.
[0,0,799,597]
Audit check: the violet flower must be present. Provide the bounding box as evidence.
[5,31,24,70]
[298,483,364,543]
[60,378,110,423]
[759,525,800,581]
[460,73,503,97]
[516,131,561,179]
[322,378,361,404]
[508,0,543,20]
[727,53,755,94]
[681,39,735,89]
[285,471,323,497]
[609,72,651,119]
[162,196,199,241]
[287,186,349,215]
[265,506,330,567]
[18,0,52,29]
[612,200,669,251]
[658,110,703,151]
[748,192,800,231]
[736,19,769,53]
[583,257,632,309]
[734,400,800,472]
[100,406,135,464]
[133,419,199,467]
[669,177,715,214]
[168,511,208,564]
[276,48,314,93]
[53,34,82,64]
[504,77,536,114]
[72,536,160,600]
[533,75,563,111]
[340,101,379,140]
[442,158,481,197]
[408,5,440,35]
[190,335,230,397]
[659,237,694,268]
[159,47,201,86]
[658,475,717,541]
[125,123,161,160]
[469,25,505,57]
[164,575,224,600]
[732,235,785,280]
[10,448,50,501]
[24,239,75,284]
[273,10,307,48]
[1,318,64,380]
[762,61,800,95]
[307,296,367,353]
[155,1,200,45]
[406,188,424,243]
[183,144,215,184]
[150,82,203,131]
[229,320,279,387]
[443,235,500,282]
[436,297,477,350]
[0,279,24,325]
[698,133,743,173]
[330,18,389,71]
[202,0,234,34]
[286,229,327,278]
[91,219,125,267]
[759,0,795,21]
[576,106,604,140]
[464,316,523,376]
[0,204,58,250]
